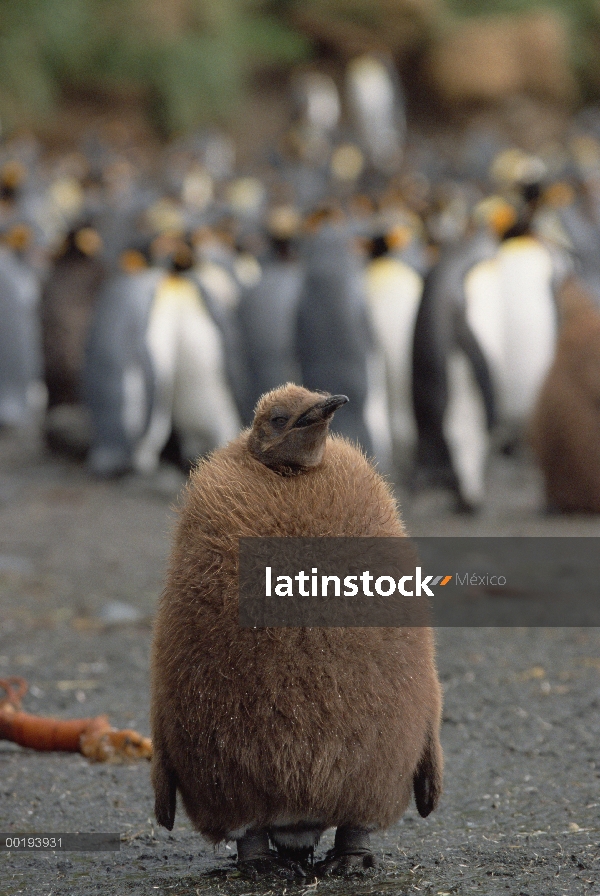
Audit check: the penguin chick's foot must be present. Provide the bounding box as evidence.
[315,827,380,877]
[236,829,307,881]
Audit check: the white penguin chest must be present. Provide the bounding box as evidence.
[464,255,504,385]
[132,274,239,472]
[497,237,556,422]
[366,256,423,446]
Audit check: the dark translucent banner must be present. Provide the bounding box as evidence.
[238,537,600,627]
[0,833,121,851]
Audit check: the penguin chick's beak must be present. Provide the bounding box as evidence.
[294,395,349,428]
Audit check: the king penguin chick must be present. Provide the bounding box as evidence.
[41,225,106,411]
[151,384,443,878]
[530,276,600,512]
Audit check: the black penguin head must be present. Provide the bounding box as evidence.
[59,226,103,260]
[248,384,348,474]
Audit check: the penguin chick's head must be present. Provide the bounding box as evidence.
[248,384,348,474]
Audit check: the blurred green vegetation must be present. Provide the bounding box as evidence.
[0,0,310,136]
[2,0,600,138]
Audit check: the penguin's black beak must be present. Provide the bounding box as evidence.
[294,395,349,428]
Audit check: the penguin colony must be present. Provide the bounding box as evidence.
[151,384,443,876]
[2,58,600,509]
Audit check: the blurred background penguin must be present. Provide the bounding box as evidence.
[0,222,44,431]
[85,231,240,477]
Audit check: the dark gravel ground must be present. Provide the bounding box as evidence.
[0,424,599,896]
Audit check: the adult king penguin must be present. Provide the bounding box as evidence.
[84,247,162,477]
[490,152,569,446]
[365,218,424,467]
[0,225,43,428]
[345,54,406,181]
[412,211,501,510]
[236,206,304,423]
[296,211,378,459]
[151,384,443,878]
[85,238,240,476]
[133,236,240,473]
[495,213,564,447]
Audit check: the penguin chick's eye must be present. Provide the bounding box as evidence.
[270,414,289,429]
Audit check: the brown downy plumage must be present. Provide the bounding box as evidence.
[151,383,443,873]
[41,227,105,408]
[530,276,600,512]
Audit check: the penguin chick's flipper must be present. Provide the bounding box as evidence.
[413,726,444,818]
[236,829,307,881]
[315,827,380,877]
[151,752,177,830]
